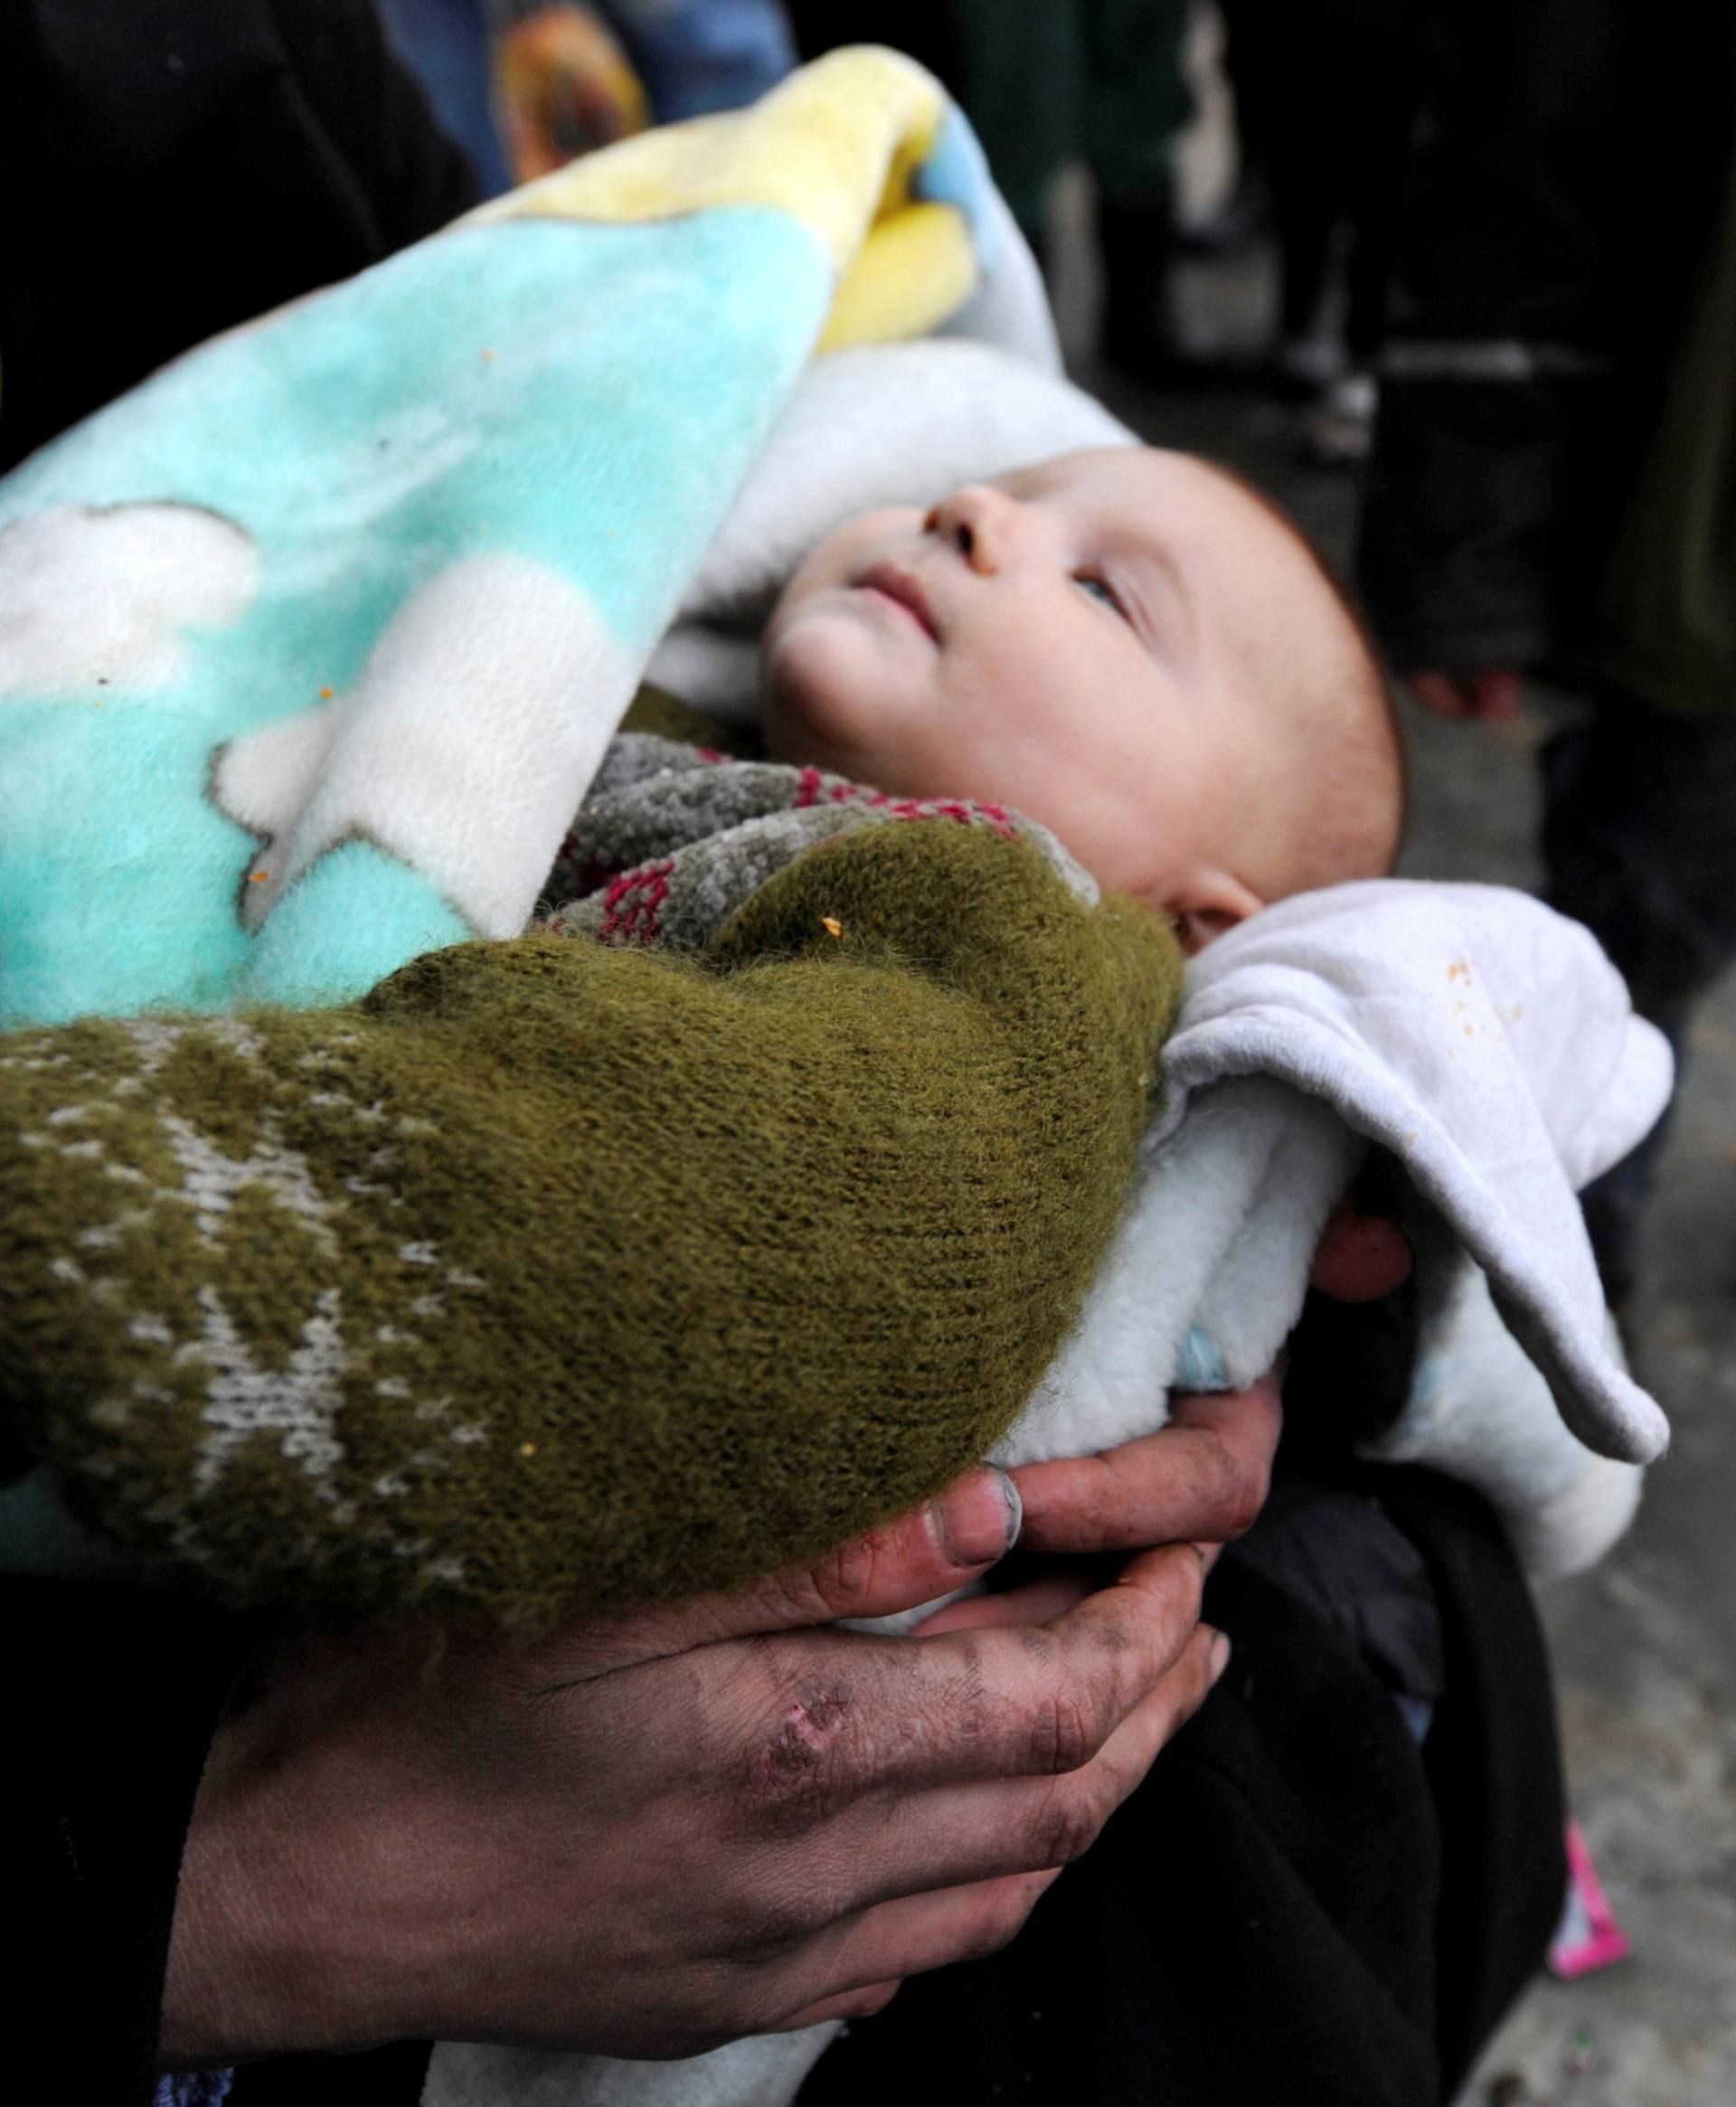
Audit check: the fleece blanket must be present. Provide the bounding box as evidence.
[1007,882,1673,1584]
[0,45,1051,1025]
[0,53,1197,1625]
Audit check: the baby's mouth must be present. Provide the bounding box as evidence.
[855,564,939,643]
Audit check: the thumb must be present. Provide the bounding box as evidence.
[626,1469,1024,1652]
[1310,1200,1413,1303]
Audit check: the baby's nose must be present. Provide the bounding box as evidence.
[927,484,1021,575]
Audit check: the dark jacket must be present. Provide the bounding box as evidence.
[0,0,477,476]
[1356,0,1733,684]
[799,1464,1566,2107]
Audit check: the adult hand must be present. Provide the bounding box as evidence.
[163,1465,1234,2069]
[1407,666,1524,721]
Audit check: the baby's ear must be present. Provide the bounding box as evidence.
[1160,866,1266,954]
[1175,905,1248,954]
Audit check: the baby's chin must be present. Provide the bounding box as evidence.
[759,612,907,775]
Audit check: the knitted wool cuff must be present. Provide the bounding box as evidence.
[545,730,1101,950]
[2,808,1180,1630]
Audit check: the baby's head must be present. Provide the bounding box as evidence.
[760,447,1402,950]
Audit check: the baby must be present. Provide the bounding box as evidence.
[758,445,1405,944]
[458,450,1658,2107]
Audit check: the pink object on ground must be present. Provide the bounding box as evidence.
[1548,1819,1634,1978]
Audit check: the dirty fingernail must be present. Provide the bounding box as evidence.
[934,1468,1022,1566]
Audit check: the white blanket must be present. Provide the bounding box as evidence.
[1005,881,1669,1582]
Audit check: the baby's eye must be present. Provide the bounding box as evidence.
[1073,572,1126,618]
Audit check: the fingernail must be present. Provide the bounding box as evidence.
[932,1468,1022,1567]
[1209,1630,1232,1682]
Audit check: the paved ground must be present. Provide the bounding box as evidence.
[1049,196,1736,2105]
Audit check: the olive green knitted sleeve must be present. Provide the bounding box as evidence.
[0,819,1181,1631]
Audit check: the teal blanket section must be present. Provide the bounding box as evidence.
[239,842,475,1010]
[0,208,829,1025]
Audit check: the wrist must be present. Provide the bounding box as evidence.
[159,1666,447,2064]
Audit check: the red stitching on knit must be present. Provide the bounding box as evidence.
[793,774,1017,837]
[879,798,1009,832]
[599,858,675,945]
[819,779,901,809]
[634,865,670,944]
[695,747,727,764]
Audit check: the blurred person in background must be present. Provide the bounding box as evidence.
[374,0,515,188]
[945,0,1202,390]
[1359,0,1736,1298]
[1214,0,1420,463]
[379,0,797,194]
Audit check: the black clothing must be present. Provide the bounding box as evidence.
[1543,694,1736,1032]
[6,1582,246,2107]
[785,5,961,87]
[800,1468,1565,2107]
[1356,0,1733,675]
[0,0,477,476]
[1217,0,1421,364]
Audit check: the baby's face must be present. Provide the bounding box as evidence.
[761,449,1373,943]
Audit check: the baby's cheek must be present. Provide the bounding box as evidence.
[762,618,891,769]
